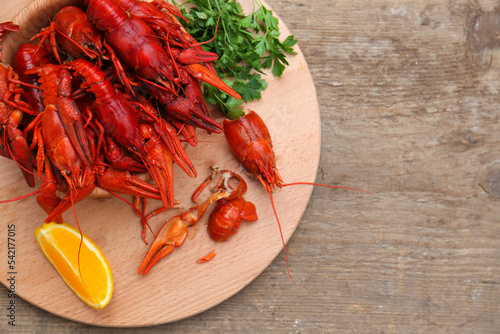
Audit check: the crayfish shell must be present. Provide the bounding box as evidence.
[207,197,258,242]
[89,171,152,198]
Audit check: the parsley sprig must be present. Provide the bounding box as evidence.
[176,0,297,119]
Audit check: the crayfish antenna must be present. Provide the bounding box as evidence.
[0,189,40,203]
[69,189,87,288]
[264,185,300,287]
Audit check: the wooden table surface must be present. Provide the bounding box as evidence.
[1,0,499,332]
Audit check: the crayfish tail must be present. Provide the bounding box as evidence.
[240,201,258,222]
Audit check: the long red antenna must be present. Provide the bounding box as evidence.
[0,189,40,203]
[70,189,88,287]
[266,186,299,287]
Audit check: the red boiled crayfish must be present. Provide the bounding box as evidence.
[33,6,104,63]
[70,58,177,208]
[12,43,52,114]
[0,23,37,188]
[224,110,283,192]
[25,66,96,223]
[33,6,133,94]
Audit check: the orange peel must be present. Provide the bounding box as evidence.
[35,222,113,309]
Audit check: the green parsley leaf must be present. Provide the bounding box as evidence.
[176,0,297,119]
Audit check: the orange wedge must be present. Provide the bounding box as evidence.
[35,222,113,309]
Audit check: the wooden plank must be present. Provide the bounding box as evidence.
[1,0,500,332]
[0,0,321,326]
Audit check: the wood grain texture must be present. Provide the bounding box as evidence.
[1,0,500,332]
[0,0,320,327]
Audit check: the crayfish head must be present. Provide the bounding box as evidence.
[60,161,95,192]
[243,140,283,192]
[59,162,79,190]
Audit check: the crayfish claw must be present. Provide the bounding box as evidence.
[95,167,161,199]
[185,64,241,100]
[174,47,219,65]
[138,216,187,275]
[138,190,230,274]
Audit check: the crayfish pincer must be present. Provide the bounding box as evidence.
[138,189,229,275]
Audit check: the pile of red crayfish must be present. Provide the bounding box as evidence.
[0,0,242,236]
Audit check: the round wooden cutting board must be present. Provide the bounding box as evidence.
[0,0,320,326]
